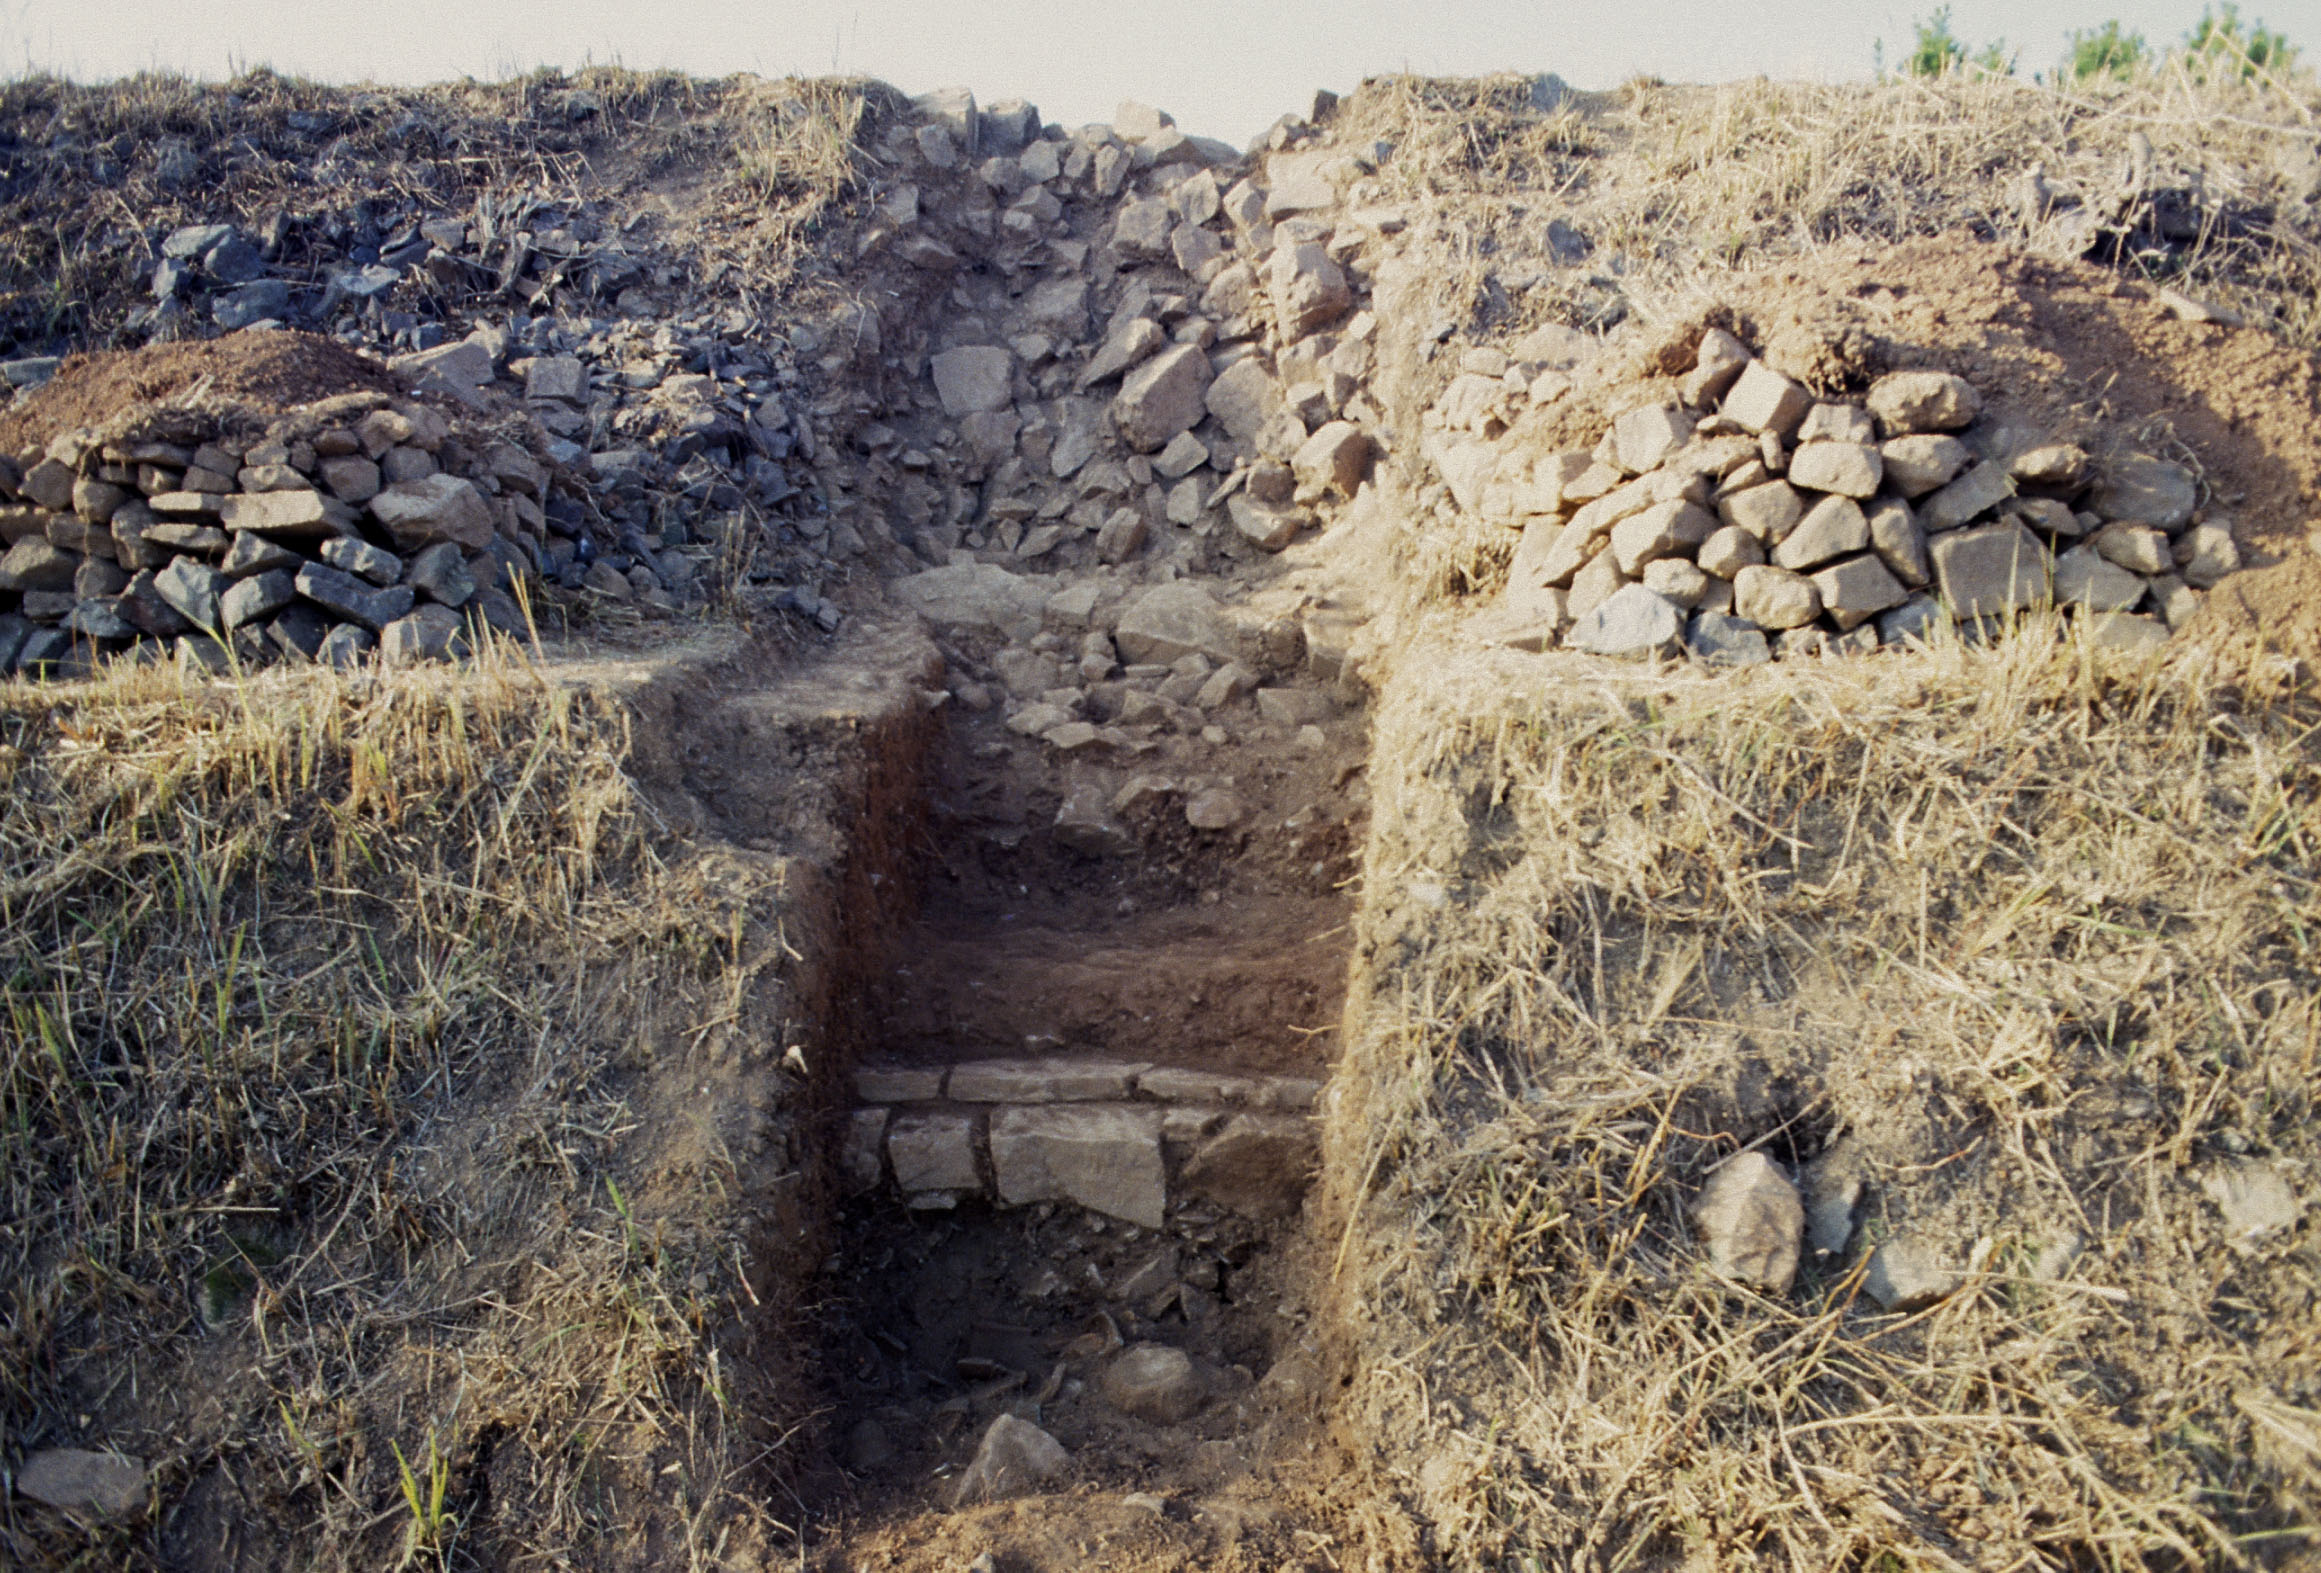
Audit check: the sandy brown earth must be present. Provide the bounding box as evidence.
[0,330,397,453]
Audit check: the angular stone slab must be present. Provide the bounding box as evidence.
[1179,1113,1317,1219]
[946,1058,1151,1102]
[1918,460,2016,533]
[855,1065,946,1103]
[16,1448,149,1519]
[1931,522,2051,618]
[1694,1150,1803,1293]
[888,1110,982,1195]
[990,1104,1165,1228]
[1112,580,1241,666]
[2089,455,2196,531]
[220,489,357,541]
[295,562,415,631]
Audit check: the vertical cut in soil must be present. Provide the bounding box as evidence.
[796,702,1364,1571]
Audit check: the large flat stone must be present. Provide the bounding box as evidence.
[887,1110,982,1195]
[946,1058,1151,1102]
[1112,581,1240,665]
[1179,1113,1317,1219]
[218,489,357,541]
[854,1065,945,1102]
[893,561,1050,638]
[990,1104,1165,1227]
[1931,522,2051,617]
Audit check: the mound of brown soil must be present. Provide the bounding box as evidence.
[0,330,396,455]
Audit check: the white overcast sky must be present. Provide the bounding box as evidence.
[8,1,2307,144]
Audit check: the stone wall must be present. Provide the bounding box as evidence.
[845,1056,1322,1229]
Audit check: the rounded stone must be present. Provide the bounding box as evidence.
[1102,1343,1205,1423]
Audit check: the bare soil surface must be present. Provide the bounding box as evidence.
[0,330,397,452]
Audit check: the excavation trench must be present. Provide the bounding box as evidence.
[792,653,1367,1564]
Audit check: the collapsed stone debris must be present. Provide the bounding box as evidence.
[1454,330,2235,663]
[0,393,576,674]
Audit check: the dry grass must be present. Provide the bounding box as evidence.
[1345,69,2321,352]
[726,76,881,271]
[0,640,805,1569]
[1333,622,2321,1568]
[0,65,883,352]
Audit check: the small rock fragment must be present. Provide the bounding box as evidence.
[951,1414,1070,1507]
[1862,1236,1960,1312]
[15,1448,149,1519]
[2204,1162,2302,1249]
[1693,1151,1804,1293]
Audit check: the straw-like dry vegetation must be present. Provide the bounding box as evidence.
[1346,68,2321,351]
[1332,621,2321,1567]
[0,641,807,1568]
[0,65,879,353]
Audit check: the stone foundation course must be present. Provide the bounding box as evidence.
[844,1056,1322,1227]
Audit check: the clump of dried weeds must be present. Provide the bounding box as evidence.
[1331,620,2320,1567]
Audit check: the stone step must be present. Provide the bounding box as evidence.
[843,1056,1326,1229]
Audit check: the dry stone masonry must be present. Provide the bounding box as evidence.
[845,1057,1323,1229]
[1457,329,2239,662]
[2,75,2249,704]
[0,391,646,676]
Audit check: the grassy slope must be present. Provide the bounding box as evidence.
[1332,625,2321,1567]
[1340,70,2321,352]
[0,645,818,1568]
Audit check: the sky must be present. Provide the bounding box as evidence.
[5,0,2305,145]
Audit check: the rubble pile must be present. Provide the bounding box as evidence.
[0,78,2258,685]
[0,390,611,675]
[1454,329,2240,662]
